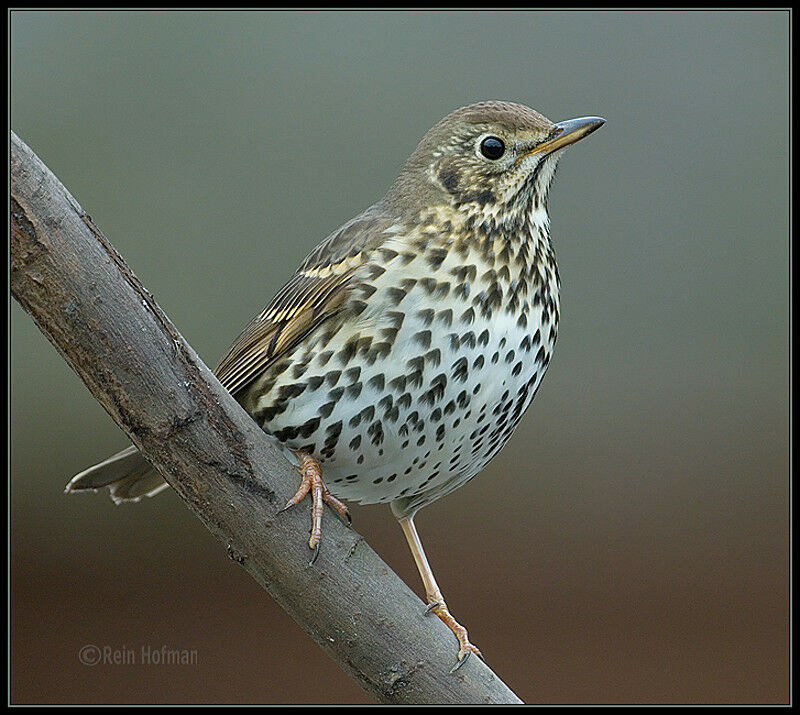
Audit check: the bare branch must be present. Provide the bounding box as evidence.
[10,131,523,705]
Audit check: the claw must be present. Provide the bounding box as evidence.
[309,540,321,566]
[424,601,442,616]
[335,514,352,529]
[450,650,470,673]
[425,598,482,666]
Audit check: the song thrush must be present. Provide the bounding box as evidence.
[68,101,604,666]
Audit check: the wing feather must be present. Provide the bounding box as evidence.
[212,209,394,396]
[213,273,353,395]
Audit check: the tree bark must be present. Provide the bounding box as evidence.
[10,131,523,705]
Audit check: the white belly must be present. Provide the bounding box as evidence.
[261,277,556,511]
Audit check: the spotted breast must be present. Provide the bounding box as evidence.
[237,198,559,518]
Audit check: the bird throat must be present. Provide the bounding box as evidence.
[441,175,560,322]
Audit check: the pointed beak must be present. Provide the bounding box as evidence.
[528,116,605,158]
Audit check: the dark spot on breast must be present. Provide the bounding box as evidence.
[451,357,468,383]
[389,375,407,392]
[386,287,407,305]
[279,383,307,400]
[345,382,363,399]
[368,420,384,445]
[436,309,453,326]
[426,248,448,269]
[367,374,385,391]
[299,417,321,438]
[417,308,435,326]
[413,278,430,296]
[343,366,362,383]
[338,339,359,366]
[413,331,432,349]
[424,348,442,367]
[306,375,324,391]
[325,420,343,439]
[378,394,393,411]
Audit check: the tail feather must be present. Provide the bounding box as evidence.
[66,445,169,504]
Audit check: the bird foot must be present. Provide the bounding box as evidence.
[425,597,483,670]
[279,451,351,564]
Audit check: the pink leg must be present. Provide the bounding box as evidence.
[281,451,351,563]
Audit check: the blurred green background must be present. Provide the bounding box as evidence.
[10,10,788,704]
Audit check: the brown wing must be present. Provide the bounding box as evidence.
[213,211,387,395]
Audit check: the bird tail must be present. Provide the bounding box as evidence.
[65,445,169,504]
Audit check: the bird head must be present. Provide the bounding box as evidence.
[386,101,604,220]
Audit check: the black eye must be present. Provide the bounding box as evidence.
[479,136,505,160]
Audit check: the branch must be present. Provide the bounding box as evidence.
[10,131,522,705]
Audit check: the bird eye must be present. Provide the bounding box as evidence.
[479,136,505,160]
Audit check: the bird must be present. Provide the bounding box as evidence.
[67,101,604,667]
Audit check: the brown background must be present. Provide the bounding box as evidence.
[10,10,789,704]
